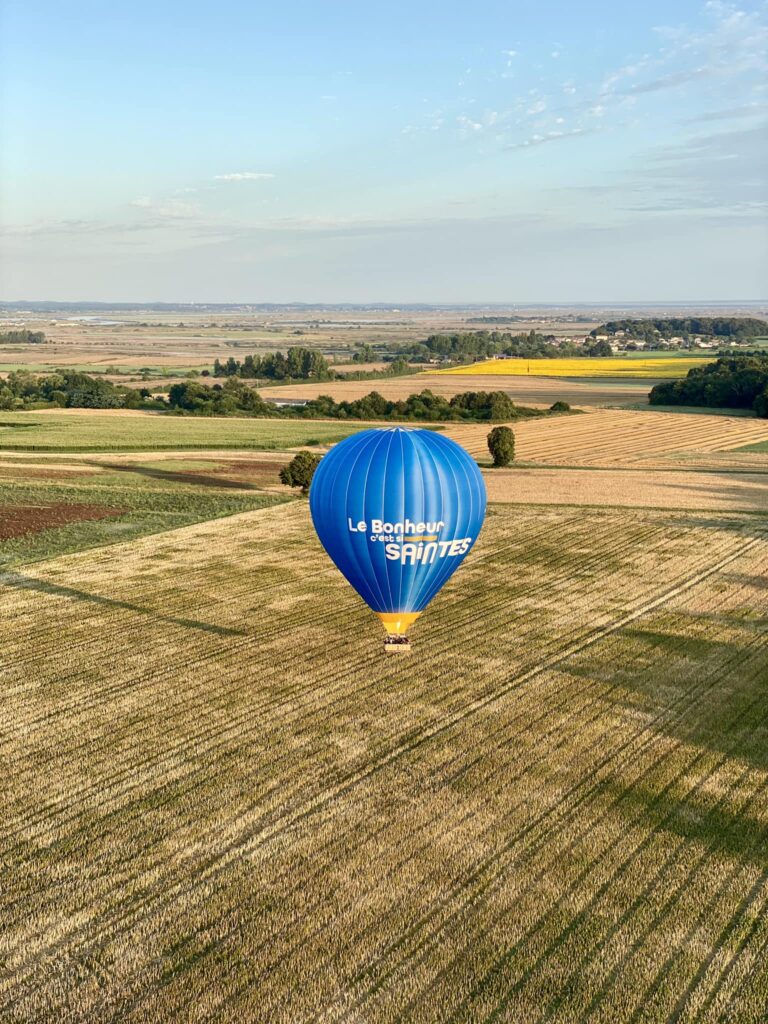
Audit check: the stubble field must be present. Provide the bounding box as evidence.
[446,409,768,467]
[1,497,767,1022]
[1,385,768,1022]
[267,372,654,408]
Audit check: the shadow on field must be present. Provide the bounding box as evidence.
[0,570,247,637]
[95,461,260,491]
[663,513,768,542]
[570,619,768,774]
[672,478,768,513]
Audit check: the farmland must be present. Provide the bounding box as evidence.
[268,371,653,408]
[1,365,768,1021]
[438,356,716,379]
[2,498,767,1022]
[0,457,289,565]
[446,408,768,467]
[482,466,768,511]
[0,410,366,452]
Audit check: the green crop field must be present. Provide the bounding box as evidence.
[1,499,767,1022]
[0,466,288,565]
[0,410,367,452]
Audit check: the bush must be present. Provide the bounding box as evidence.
[550,400,571,413]
[487,426,515,467]
[279,451,322,493]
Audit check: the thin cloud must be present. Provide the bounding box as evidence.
[620,67,714,95]
[681,103,768,123]
[213,172,275,181]
[129,197,199,218]
[506,127,594,149]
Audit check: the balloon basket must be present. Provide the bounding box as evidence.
[384,635,412,654]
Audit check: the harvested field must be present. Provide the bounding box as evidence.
[447,409,768,466]
[0,501,124,539]
[634,450,768,472]
[268,372,652,407]
[483,467,768,511]
[1,501,767,1021]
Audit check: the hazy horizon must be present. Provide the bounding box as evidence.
[2,298,767,311]
[1,0,766,302]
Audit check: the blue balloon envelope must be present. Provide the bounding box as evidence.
[309,427,486,643]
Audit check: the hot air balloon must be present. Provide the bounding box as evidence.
[309,427,486,652]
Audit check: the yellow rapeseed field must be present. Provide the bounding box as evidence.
[437,356,715,378]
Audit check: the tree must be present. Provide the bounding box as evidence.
[353,343,376,363]
[585,339,613,357]
[0,386,18,410]
[753,386,768,418]
[279,451,321,493]
[487,426,515,467]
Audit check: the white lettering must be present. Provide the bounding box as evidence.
[401,543,418,564]
[422,542,438,564]
[369,517,447,536]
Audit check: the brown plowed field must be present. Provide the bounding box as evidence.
[0,502,124,540]
[98,457,290,491]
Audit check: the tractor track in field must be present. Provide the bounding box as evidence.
[0,517,696,849]
[1,530,764,1016]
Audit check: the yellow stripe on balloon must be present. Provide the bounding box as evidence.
[376,612,421,635]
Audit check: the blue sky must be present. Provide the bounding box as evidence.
[1,0,766,302]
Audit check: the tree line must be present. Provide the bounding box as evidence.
[591,318,767,342]
[384,330,612,362]
[649,355,768,416]
[0,366,574,423]
[211,345,416,382]
[212,347,332,380]
[0,329,46,344]
[0,370,159,410]
[167,378,563,422]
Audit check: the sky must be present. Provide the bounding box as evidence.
[0,0,766,303]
